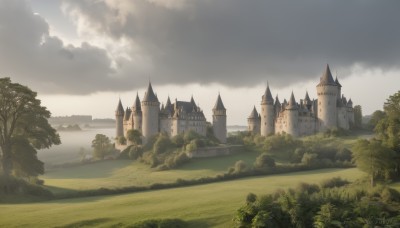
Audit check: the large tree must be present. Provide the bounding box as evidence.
[92,134,113,160]
[0,78,60,177]
[352,139,396,187]
[353,105,363,129]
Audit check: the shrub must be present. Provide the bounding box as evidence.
[296,182,320,195]
[320,177,350,189]
[254,153,276,169]
[171,134,184,147]
[380,187,400,203]
[153,134,173,154]
[128,145,143,160]
[301,153,318,166]
[130,218,187,228]
[233,160,248,173]
[335,147,352,162]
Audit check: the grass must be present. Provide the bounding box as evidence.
[43,150,260,194]
[0,168,364,228]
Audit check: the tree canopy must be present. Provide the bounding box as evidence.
[0,77,60,177]
[92,134,113,160]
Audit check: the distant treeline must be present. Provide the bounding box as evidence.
[49,115,115,125]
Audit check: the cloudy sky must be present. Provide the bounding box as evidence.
[0,0,399,125]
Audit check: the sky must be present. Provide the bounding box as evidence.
[0,0,399,125]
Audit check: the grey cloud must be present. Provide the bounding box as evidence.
[1,0,400,95]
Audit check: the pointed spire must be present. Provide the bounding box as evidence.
[318,64,336,86]
[166,96,171,107]
[287,91,298,110]
[142,82,159,102]
[274,94,281,106]
[304,91,311,103]
[213,93,226,110]
[248,106,259,118]
[190,95,197,108]
[335,76,342,87]
[262,83,274,104]
[116,98,125,116]
[347,98,353,107]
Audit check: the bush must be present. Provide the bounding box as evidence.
[153,134,173,154]
[232,160,248,173]
[301,153,318,166]
[0,175,53,198]
[380,187,400,203]
[254,153,276,169]
[296,182,320,194]
[335,147,352,162]
[320,177,350,189]
[171,134,184,147]
[129,145,143,160]
[130,218,187,228]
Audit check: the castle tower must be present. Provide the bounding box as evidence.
[132,92,142,131]
[335,76,342,99]
[347,98,354,126]
[286,92,299,137]
[248,106,261,134]
[115,98,125,138]
[213,93,227,143]
[317,64,338,131]
[274,95,281,117]
[304,91,312,111]
[260,83,275,136]
[141,82,160,142]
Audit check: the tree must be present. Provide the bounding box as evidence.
[0,78,60,177]
[254,153,276,169]
[374,91,400,178]
[126,129,142,145]
[352,139,396,187]
[91,134,113,160]
[353,105,363,129]
[368,110,386,130]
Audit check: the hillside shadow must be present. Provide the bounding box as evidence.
[55,218,111,228]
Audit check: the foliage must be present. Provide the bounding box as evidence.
[254,153,276,169]
[353,105,363,129]
[368,110,386,130]
[117,136,126,145]
[11,136,44,177]
[126,129,142,145]
[0,77,60,177]
[0,175,53,199]
[320,177,349,189]
[130,218,187,228]
[234,178,400,228]
[129,145,143,160]
[352,139,396,187]
[91,134,114,160]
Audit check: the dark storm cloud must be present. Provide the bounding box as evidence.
[1,0,400,94]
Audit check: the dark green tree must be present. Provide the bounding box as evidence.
[0,78,60,177]
[126,129,142,145]
[254,153,276,169]
[353,105,363,129]
[91,134,113,160]
[352,139,396,187]
[368,110,386,130]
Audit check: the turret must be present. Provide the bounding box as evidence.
[260,83,275,136]
[274,95,281,117]
[212,93,227,143]
[141,82,160,142]
[286,92,299,137]
[132,92,142,131]
[304,91,312,110]
[115,98,125,138]
[247,106,261,134]
[347,98,354,125]
[335,76,342,99]
[317,64,338,131]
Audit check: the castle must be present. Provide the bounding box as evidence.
[115,82,227,143]
[248,64,355,137]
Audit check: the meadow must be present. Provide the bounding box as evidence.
[0,168,364,228]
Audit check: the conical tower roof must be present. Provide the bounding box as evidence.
[166,96,171,107]
[335,76,342,87]
[248,106,259,119]
[116,98,125,116]
[213,93,226,110]
[317,64,336,86]
[134,92,141,108]
[190,95,197,108]
[287,91,298,109]
[142,82,159,102]
[304,91,311,103]
[262,83,274,104]
[347,98,353,107]
[274,94,281,106]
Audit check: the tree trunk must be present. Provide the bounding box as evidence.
[1,144,13,177]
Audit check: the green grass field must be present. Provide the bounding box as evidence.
[0,168,364,228]
[43,150,260,194]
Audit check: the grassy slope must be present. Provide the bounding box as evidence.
[0,168,364,228]
[43,150,259,194]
